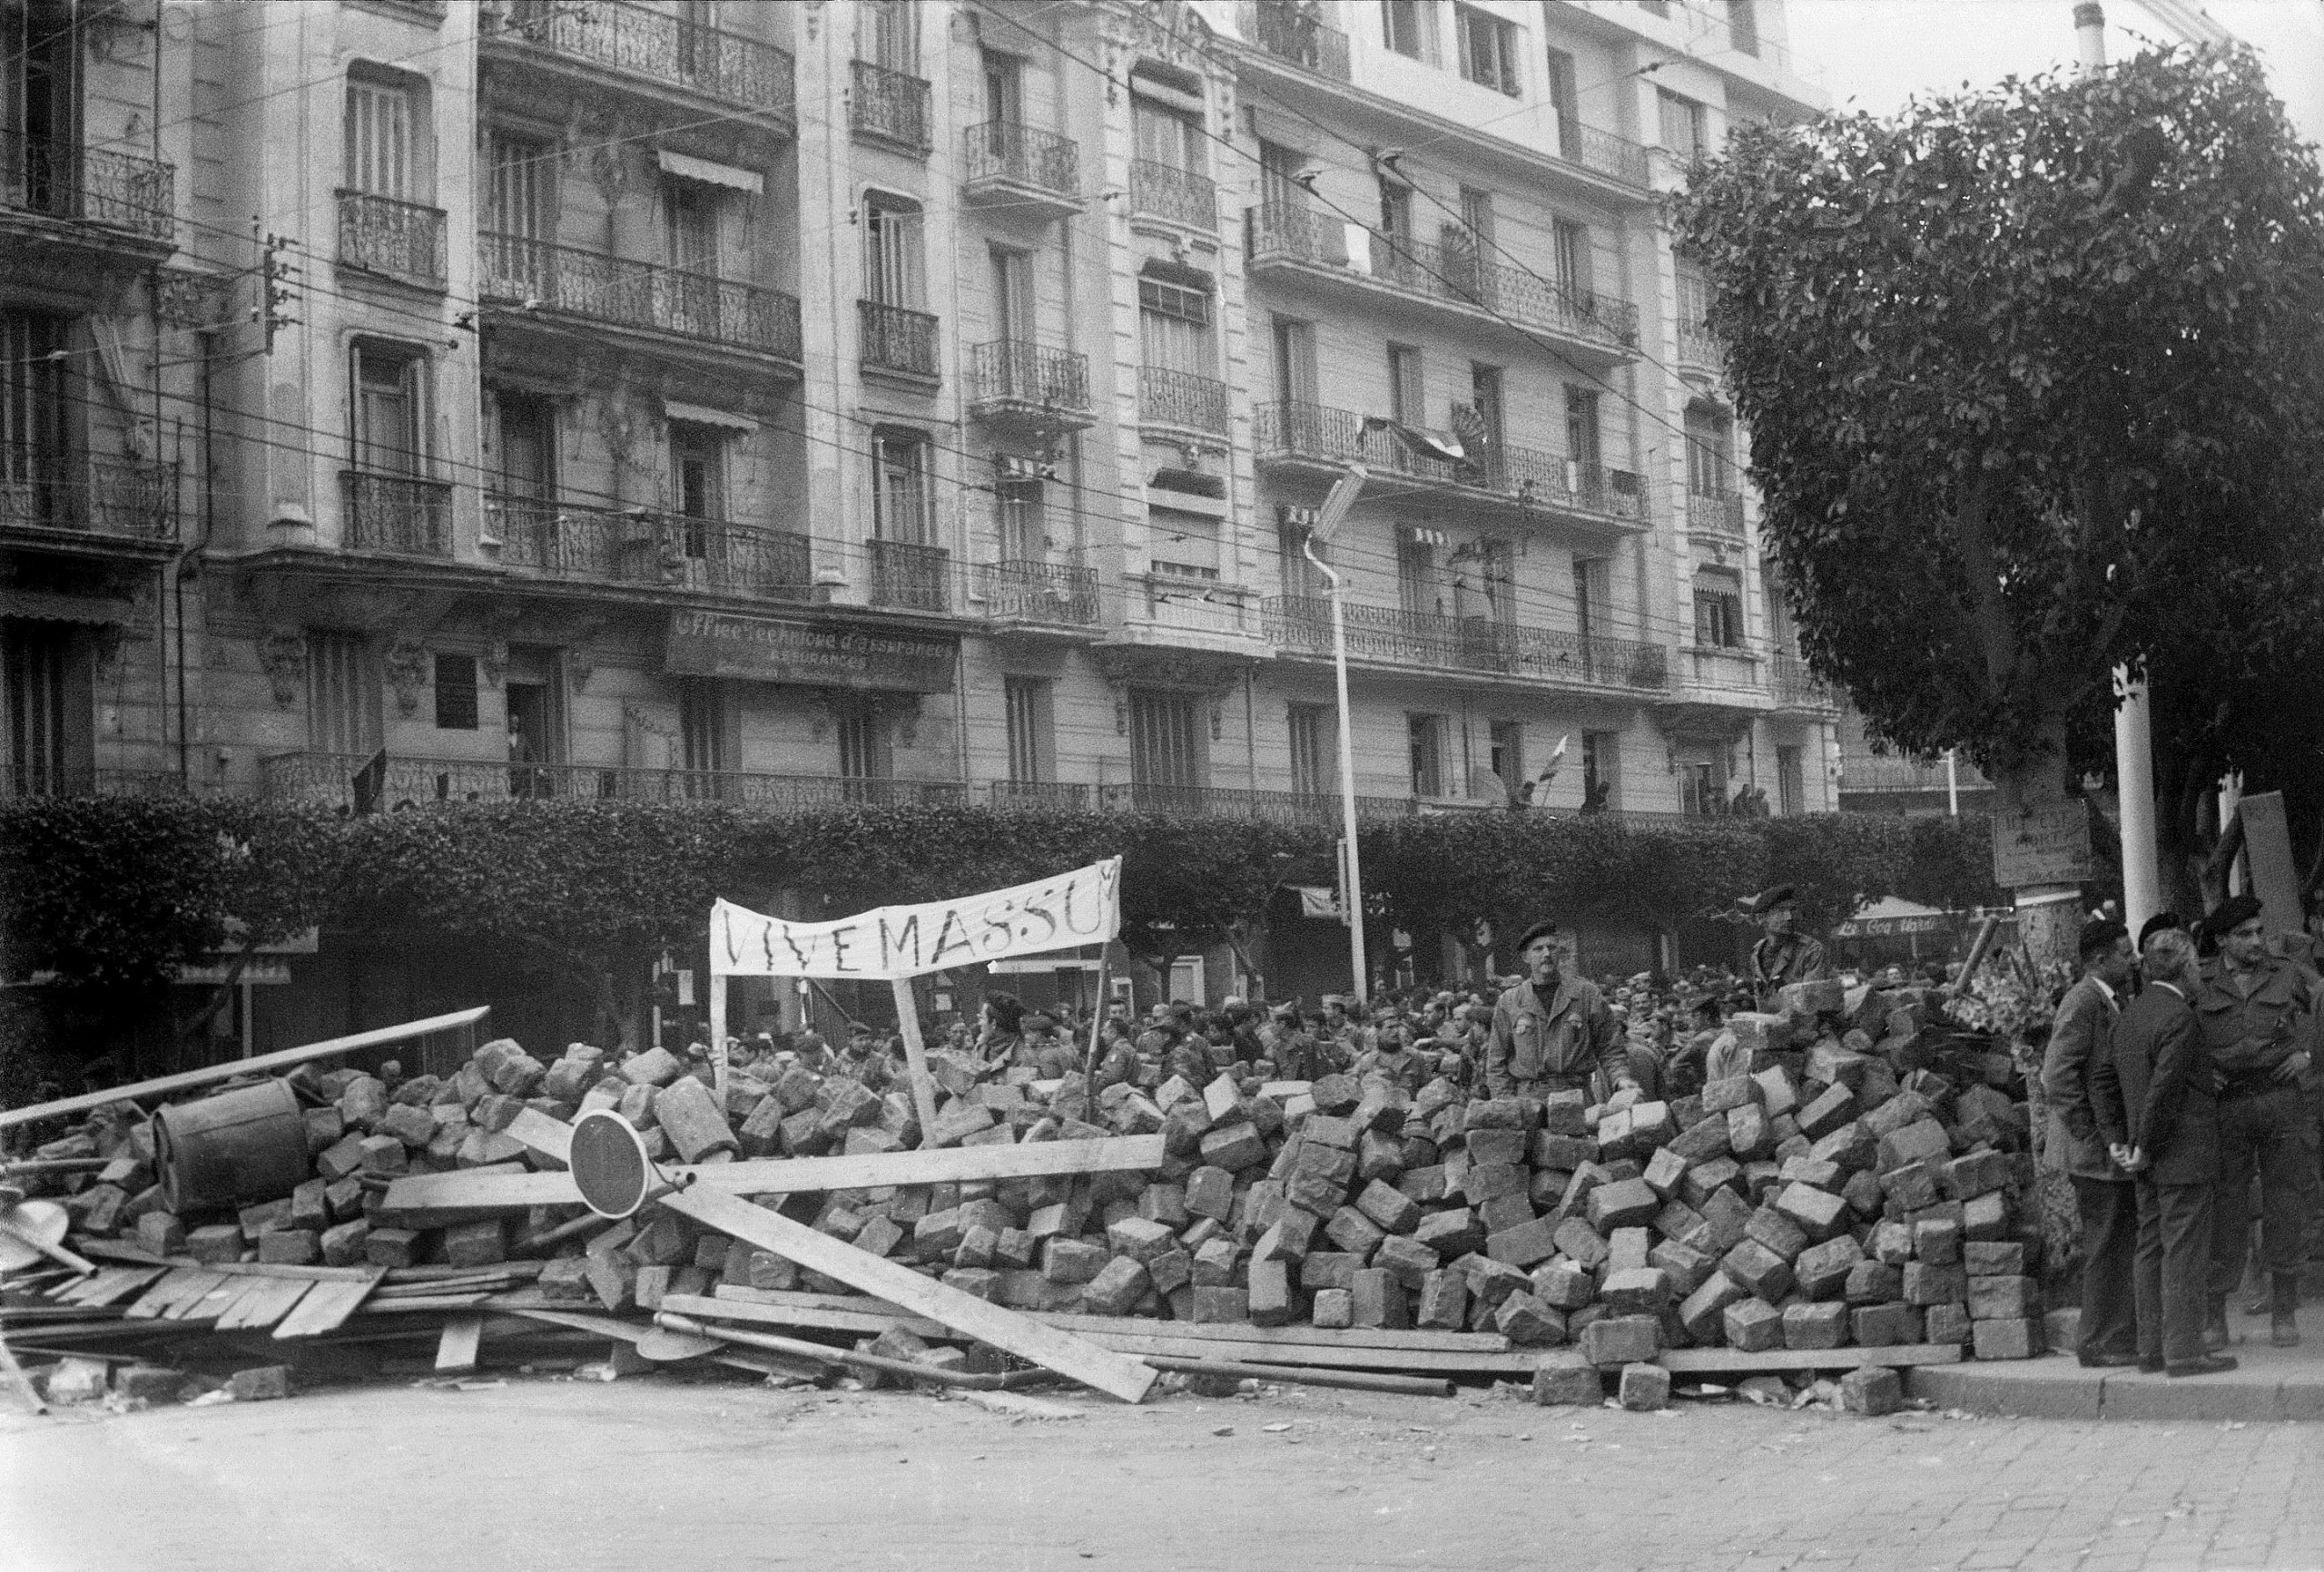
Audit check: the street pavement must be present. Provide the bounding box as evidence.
[4,1372,2322,1571]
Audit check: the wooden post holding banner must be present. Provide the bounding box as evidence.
[888,978,940,1146]
[709,970,727,1102]
[707,859,1123,1152]
[1081,952,1111,1090]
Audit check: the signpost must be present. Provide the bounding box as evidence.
[1992,800,2095,889]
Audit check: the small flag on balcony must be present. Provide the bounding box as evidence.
[1403,526,1448,547]
[350,749,388,816]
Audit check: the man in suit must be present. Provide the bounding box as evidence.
[2042,916,2139,1367]
[2093,927,2236,1376]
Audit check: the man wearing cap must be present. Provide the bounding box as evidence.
[1486,919,1636,1102]
[2194,893,2319,1349]
[1744,885,1829,1010]
[2041,916,2141,1367]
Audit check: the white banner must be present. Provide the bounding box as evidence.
[710,858,1122,980]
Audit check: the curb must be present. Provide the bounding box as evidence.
[1908,1353,2324,1421]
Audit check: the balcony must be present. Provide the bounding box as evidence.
[1256,400,1647,526]
[342,472,453,556]
[260,752,967,812]
[0,130,174,251]
[1138,366,1231,437]
[1687,491,1745,541]
[1236,2,1350,80]
[990,780,1092,811]
[1841,752,1993,795]
[852,59,931,153]
[1772,653,1838,712]
[1246,205,1640,359]
[1098,782,1418,827]
[1562,124,1651,191]
[489,495,814,602]
[1677,318,1720,374]
[867,538,953,614]
[859,300,940,383]
[338,191,447,290]
[0,765,188,801]
[1265,595,1669,693]
[1681,644,1762,692]
[961,122,1081,215]
[967,341,1093,432]
[1129,159,1216,231]
[480,233,803,368]
[974,559,1102,629]
[0,456,179,548]
[487,0,796,125]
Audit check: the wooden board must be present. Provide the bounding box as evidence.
[381,1134,1169,1223]
[127,1268,222,1320]
[2237,790,2303,938]
[172,1274,248,1321]
[0,1007,492,1130]
[506,1109,1156,1404]
[1658,1344,1965,1374]
[665,1292,924,1340]
[489,1305,824,1383]
[270,1269,386,1341]
[1070,1331,1542,1375]
[54,1266,166,1308]
[435,1314,484,1373]
[213,1275,315,1331]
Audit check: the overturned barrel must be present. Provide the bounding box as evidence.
[155,1079,310,1212]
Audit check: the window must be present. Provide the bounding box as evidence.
[1469,363,1504,448]
[1572,556,1609,641]
[1288,702,1331,797]
[433,651,478,731]
[1382,0,1433,60]
[2,619,91,798]
[1387,344,1424,427]
[858,0,917,73]
[1458,185,1495,248]
[1581,732,1618,811]
[871,427,931,544]
[1693,577,1746,648]
[1150,508,1219,580]
[678,678,728,785]
[665,179,718,275]
[1475,538,1515,623]
[1455,5,1521,95]
[838,703,891,783]
[1551,217,1591,296]
[1489,720,1522,795]
[307,631,379,759]
[351,343,425,476]
[1729,0,1760,58]
[1378,177,1412,240]
[862,194,925,308]
[1408,712,1444,798]
[1138,271,1213,376]
[990,246,1033,346]
[1679,759,1723,818]
[1130,690,1204,788]
[1686,405,1734,496]
[1777,744,1805,816]
[981,48,1022,123]
[344,76,415,200]
[1004,676,1050,784]
[1258,140,1306,214]
[0,312,67,504]
[995,468,1044,562]
[1676,260,1711,332]
[1271,316,1316,406]
[1544,46,1581,154]
[669,420,724,526]
[1564,387,1601,470]
[1398,535,1440,617]
[1278,516,1328,599]
[1659,88,1708,159]
[487,133,552,241]
[1133,98,1203,173]
[494,392,555,502]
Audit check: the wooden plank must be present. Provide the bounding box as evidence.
[665,1292,931,1340]
[0,1007,492,1130]
[435,1314,484,1373]
[491,1305,823,1383]
[354,1293,493,1314]
[130,1268,222,1320]
[505,1109,1155,1404]
[1075,1332,1543,1374]
[204,1275,286,1330]
[72,1266,169,1309]
[172,1274,249,1321]
[270,1270,386,1341]
[1658,1344,1965,1374]
[231,1277,319,1331]
[202,1261,378,1282]
[888,978,942,1154]
[380,1134,1169,1223]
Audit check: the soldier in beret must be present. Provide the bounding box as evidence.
[1744,884,1829,1010]
[1486,919,1637,1102]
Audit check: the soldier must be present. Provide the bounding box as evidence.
[1743,884,1829,1010]
[2195,893,2319,1349]
[1486,919,1638,1103]
[2041,916,2140,1368]
[1353,1020,1429,1095]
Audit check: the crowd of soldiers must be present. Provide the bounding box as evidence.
[2043,893,2324,1378]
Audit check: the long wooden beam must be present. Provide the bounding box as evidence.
[507,1109,1157,1404]
[0,1007,493,1130]
[380,1133,1167,1223]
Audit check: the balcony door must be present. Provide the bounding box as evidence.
[2,618,92,798]
[1288,702,1330,799]
[344,77,415,201]
[352,344,424,478]
[1129,689,1203,791]
[981,48,1021,124]
[0,312,67,522]
[864,195,926,309]
[860,0,917,74]
[678,677,727,797]
[1271,316,1315,408]
[669,421,725,580]
[307,631,379,761]
[1564,386,1602,471]
[990,245,1034,365]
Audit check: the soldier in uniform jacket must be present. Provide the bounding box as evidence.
[1743,884,1830,1010]
[1486,920,1637,1101]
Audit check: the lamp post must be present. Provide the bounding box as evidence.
[1306,464,1371,1005]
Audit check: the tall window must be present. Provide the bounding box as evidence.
[1278,515,1328,599]
[1288,702,1330,797]
[1382,0,1433,60]
[995,468,1044,562]
[1130,690,1203,789]
[1659,88,1708,158]
[668,421,724,524]
[665,179,718,275]
[1454,5,1521,95]
[1544,46,1581,154]
[1138,272,1213,376]
[1469,363,1505,448]
[1133,97,1203,173]
[858,0,917,73]
[1476,539,1515,623]
[1407,712,1444,798]
[837,703,889,786]
[307,631,379,759]
[1489,720,1522,794]
[1693,575,1746,648]
[433,652,478,732]
[1676,260,1711,332]
[1388,344,1424,427]
[863,194,925,308]
[487,133,551,240]
[871,427,931,544]
[1378,177,1412,240]
[1686,405,1734,496]
[678,678,727,785]
[351,343,425,476]
[2,619,90,797]
[1271,316,1316,406]
[1581,732,1618,811]
[1258,140,1306,214]
[1398,535,1439,617]
[344,76,415,199]
[1777,744,1805,816]
[1458,185,1495,248]
[990,246,1033,346]
[1728,0,1760,57]
[981,48,1022,123]
[0,312,67,504]
[1679,759,1723,818]
[495,392,555,503]
[1004,676,1049,784]
[1564,387,1601,470]
[1572,556,1609,641]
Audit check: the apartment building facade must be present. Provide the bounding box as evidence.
[3,0,1832,1030]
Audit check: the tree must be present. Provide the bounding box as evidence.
[1673,45,2324,965]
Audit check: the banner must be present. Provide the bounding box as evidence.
[711,858,1122,980]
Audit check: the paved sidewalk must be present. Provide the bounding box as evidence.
[1915,1306,2324,1421]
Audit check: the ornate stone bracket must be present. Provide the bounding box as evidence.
[260,632,307,708]
[1091,646,1252,742]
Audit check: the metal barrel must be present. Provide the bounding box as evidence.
[154,1078,311,1212]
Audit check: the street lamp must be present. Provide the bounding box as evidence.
[1305,464,1370,1005]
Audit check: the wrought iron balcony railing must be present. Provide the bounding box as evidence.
[481,233,803,362]
[1129,158,1216,230]
[1138,366,1231,435]
[0,764,188,801]
[1265,594,1668,691]
[990,780,1093,810]
[1246,204,1639,351]
[1772,653,1837,710]
[338,190,447,289]
[1688,490,1746,538]
[1098,781,1420,827]
[494,0,796,119]
[1237,1,1350,79]
[341,471,453,556]
[1256,400,1647,523]
[961,121,1079,199]
[851,58,932,151]
[1567,124,1651,189]
[1678,319,1720,370]
[973,558,1101,626]
[0,130,174,242]
[859,300,940,379]
[968,340,1090,419]
[0,455,179,542]
[868,537,952,614]
[488,494,815,601]
[261,752,967,811]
